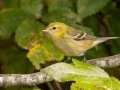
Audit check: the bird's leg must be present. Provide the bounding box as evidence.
[62,56,72,63]
[83,55,87,62]
[62,56,87,63]
[71,56,87,62]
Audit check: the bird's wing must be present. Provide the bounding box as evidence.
[67,26,96,41]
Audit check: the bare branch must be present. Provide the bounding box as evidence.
[86,54,120,68]
[0,72,52,87]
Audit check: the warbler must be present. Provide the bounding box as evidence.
[42,22,118,56]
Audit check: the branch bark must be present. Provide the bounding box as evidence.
[86,54,120,68]
[0,72,52,87]
[0,54,120,87]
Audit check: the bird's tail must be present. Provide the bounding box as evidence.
[93,37,119,46]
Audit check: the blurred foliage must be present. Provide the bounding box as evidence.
[0,0,120,90]
[77,0,110,20]
[0,9,32,39]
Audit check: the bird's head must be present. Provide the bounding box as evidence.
[42,22,68,37]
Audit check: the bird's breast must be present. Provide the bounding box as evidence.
[51,36,91,56]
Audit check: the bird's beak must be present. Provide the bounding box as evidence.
[42,29,49,35]
[42,29,49,32]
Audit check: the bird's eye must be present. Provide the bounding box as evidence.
[52,27,56,30]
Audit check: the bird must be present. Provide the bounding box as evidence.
[42,22,119,57]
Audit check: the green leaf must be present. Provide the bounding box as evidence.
[46,0,73,11]
[27,35,64,70]
[71,60,120,89]
[20,0,43,18]
[27,43,63,69]
[15,18,44,69]
[0,9,31,40]
[15,18,44,49]
[42,9,80,25]
[42,62,109,82]
[27,44,54,69]
[42,0,80,25]
[15,18,64,69]
[71,77,120,90]
[77,0,110,20]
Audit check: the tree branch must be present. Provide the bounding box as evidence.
[0,54,120,87]
[86,54,120,68]
[0,72,52,87]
